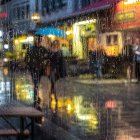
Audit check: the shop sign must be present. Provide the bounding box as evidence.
[0,12,8,18]
[113,1,140,30]
[124,0,140,4]
[115,11,135,22]
[105,100,117,109]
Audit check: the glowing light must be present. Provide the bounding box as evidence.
[51,94,57,112]
[4,44,9,49]
[48,34,55,40]
[14,40,19,44]
[14,36,34,44]
[67,104,72,111]
[0,31,3,37]
[31,13,41,22]
[105,100,117,109]
[20,39,27,43]
[3,58,8,62]
[124,0,139,4]
[0,12,8,18]
[75,19,96,25]
[3,67,8,76]
[66,30,72,35]
[27,36,34,42]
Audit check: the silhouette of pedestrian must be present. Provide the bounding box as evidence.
[25,35,50,107]
[133,38,140,81]
[50,40,66,103]
[122,38,134,81]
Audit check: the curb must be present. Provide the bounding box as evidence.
[73,79,139,85]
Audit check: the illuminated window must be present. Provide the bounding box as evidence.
[106,34,118,46]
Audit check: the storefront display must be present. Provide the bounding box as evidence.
[14,36,34,60]
[100,32,123,57]
[114,0,140,30]
[73,19,97,59]
[15,74,34,104]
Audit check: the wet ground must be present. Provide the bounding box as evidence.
[0,67,140,140]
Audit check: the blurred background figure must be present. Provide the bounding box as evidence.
[96,46,106,79]
[89,45,105,79]
[133,37,140,82]
[122,38,134,81]
[89,44,97,76]
[50,40,66,102]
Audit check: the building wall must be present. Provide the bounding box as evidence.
[40,0,97,23]
[0,0,12,43]
[11,0,35,34]
[41,0,75,23]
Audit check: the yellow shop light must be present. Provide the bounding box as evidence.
[75,19,96,25]
[124,0,139,4]
[14,39,19,44]
[66,30,72,35]
[48,34,55,40]
[27,36,34,42]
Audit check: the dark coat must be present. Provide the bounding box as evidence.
[122,44,134,63]
[50,50,66,80]
[25,46,50,73]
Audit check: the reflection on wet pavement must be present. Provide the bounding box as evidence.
[0,67,140,140]
[0,67,11,105]
[14,72,34,104]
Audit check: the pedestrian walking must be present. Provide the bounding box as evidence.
[133,38,140,81]
[89,45,105,79]
[122,38,134,81]
[38,37,52,110]
[96,46,106,79]
[25,35,50,107]
[89,46,97,75]
[49,40,66,102]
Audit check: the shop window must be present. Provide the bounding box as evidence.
[26,5,29,19]
[42,0,67,14]
[17,7,20,20]
[113,35,118,45]
[106,35,111,46]
[13,8,16,20]
[106,34,118,46]
[21,6,25,19]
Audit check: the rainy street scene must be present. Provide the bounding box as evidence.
[0,0,140,140]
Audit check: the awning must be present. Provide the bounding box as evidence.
[73,0,121,16]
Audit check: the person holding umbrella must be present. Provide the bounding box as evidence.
[25,35,50,107]
[49,40,66,102]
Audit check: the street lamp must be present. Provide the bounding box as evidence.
[31,12,41,23]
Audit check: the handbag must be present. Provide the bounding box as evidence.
[135,46,140,62]
[136,55,140,62]
[45,63,51,77]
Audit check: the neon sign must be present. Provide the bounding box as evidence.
[0,12,8,18]
[124,0,140,4]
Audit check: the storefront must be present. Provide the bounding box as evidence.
[99,31,123,57]
[73,19,97,59]
[15,74,34,104]
[114,0,140,43]
[36,0,121,60]
[13,35,34,60]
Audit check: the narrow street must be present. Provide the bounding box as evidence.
[0,66,139,140]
